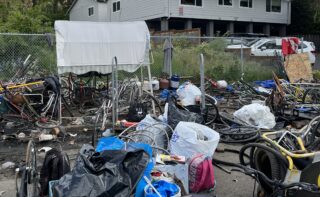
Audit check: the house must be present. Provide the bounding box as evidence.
[68,0,291,36]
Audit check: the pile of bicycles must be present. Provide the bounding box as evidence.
[0,76,62,132]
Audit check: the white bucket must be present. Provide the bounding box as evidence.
[141,80,160,91]
[152,79,160,91]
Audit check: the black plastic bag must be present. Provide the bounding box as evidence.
[168,98,203,130]
[40,149,70,196]
[52,144,149,197]
[127,102,147,122]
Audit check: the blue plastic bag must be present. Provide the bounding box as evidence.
[145,180,180,197]
[95,137,124,152]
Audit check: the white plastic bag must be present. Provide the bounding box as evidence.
[177,82,202,106]
[170,122,220,158]
[233,103,276,129]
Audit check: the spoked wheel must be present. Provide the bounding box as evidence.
[140,91,163,116]
[204,94,219,126]
[26,140,38,197]
[92,110,103,147]
[92,101,111,147]
[216,126,259,143]
[16,140,39,197]
[303,88,320,105]
[35,119,60,129]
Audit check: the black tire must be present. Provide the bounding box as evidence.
[24,140,38,197]
[254,148,287,195]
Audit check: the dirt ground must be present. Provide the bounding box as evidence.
[0,128,255,197]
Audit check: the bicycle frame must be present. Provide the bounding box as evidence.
[262,131,318,159]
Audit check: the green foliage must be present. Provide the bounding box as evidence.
[288,0,320,34]
[151,39,274,82]
[313,70,320,80]
[0,0,71,33]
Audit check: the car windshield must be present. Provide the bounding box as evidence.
[251,39,266,47]
[246,39,260,47]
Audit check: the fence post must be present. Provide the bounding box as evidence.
[169,33,172,77]
[200,53,205,112]
[241,37,244,80]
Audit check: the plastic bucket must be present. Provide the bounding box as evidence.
[170,75,180,89]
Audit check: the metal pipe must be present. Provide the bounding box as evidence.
[240,37,244,80]
[112,57,117,133]
[200,54,205,111]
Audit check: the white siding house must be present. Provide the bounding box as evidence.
[68,0,291,36]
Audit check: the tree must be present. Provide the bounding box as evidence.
[0,0,73,33]
[288,0,320,34]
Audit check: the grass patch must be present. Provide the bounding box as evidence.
[151,38,275,82]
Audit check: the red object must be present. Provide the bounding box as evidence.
[189,154,215,193]
[282,37,300,56]
[121,121,138,128]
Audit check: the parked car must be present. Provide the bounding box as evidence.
[250,38,316,64]
[227,33,268,42]
[225,38,248,46]
[226,38,260,49]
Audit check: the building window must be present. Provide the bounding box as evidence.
[113,1,120,12]
[181,0,202,6]
[240,0,252,8]
[88,7,94,16]
[266,0,281,13]
[219,0,232,6]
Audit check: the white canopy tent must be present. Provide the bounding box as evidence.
[55,20,151,74]
[54,21,154,127]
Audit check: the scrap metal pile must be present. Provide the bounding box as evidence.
[1,70,320,197]
[1,22,320,197]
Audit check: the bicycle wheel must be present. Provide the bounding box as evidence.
[25,140,38,197]
[140,91,163,115]
[303,88,320,104]
[92,101,110,146]
[204,94,219,126]
[35,119,60,129]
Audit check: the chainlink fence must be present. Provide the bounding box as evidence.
[0,33,318,83]
[0,33,56,82]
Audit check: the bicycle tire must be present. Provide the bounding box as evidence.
[204,94,219,125]
[92,110,102,147]
[141,90,163,115]
[26,140,38,197]
[35,120,60,129]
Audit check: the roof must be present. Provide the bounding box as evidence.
[66,0,108,15]
[55,20,151,75]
